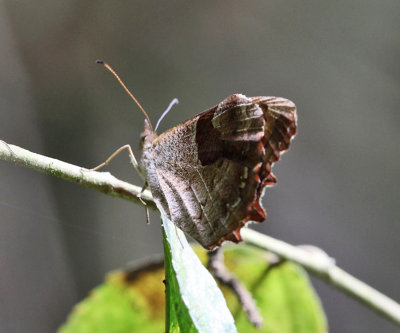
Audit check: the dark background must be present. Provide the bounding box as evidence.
[1,1,399,332]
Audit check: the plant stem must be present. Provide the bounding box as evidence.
[1,140,400,327]
[208,248,263,328]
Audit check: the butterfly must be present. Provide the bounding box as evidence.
[95,61,297,250]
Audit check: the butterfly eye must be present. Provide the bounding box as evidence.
[139,128,148,150]
[139,135,146,151]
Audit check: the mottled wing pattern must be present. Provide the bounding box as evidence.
[144,94,297,249]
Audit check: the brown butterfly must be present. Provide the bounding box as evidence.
[95,61,297,250]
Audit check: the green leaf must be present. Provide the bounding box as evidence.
[162,213,237,333]
[221,245,328,333]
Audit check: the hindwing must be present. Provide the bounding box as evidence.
[142,94,297,249]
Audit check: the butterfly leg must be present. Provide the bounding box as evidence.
[91,145,151,223]
[174,224,184,249]
[144,206,150,225]
[91,144,140,173]
[137,182,151,224]
[136,181,148,205]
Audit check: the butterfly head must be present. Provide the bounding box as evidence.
[140,119,157,152]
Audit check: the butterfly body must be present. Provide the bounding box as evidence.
[140,94,297,250]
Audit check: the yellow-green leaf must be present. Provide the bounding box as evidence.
[58,264,165,333]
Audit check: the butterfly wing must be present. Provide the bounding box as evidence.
[142,94,297,250]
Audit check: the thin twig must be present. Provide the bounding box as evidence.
[0,142,155,209]
[208,248,263,328]
[241,228,400,327]
[1,141,400,327]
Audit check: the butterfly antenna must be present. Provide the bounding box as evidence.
[96,60,153,131]
[155,98,179,131]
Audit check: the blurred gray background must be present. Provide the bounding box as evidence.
[0,1,399,332]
